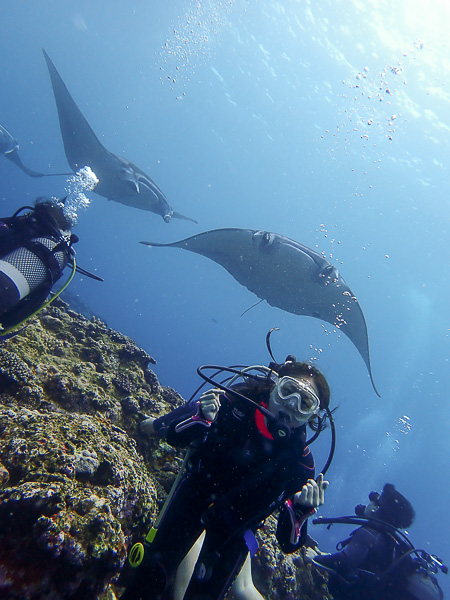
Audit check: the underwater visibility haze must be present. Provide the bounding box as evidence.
[1,0,449,596]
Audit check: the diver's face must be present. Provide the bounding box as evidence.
[355,491,381,518]
[269,375,320,428]
[364,501,380,518]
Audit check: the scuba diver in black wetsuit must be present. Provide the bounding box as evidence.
[308,483,446,600]
[120,356,332,600]
[0,198,101,338]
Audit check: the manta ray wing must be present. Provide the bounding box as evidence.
[0,121,69,178]
[268,236,378,393]
[43,50,107,170]
[0,124,19,155]
[4,150,45,178]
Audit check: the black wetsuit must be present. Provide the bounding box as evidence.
[314,526,444,600]
[124,377,315,600]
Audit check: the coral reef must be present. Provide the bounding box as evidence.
[0,300,329,599]
[255,516,330,600]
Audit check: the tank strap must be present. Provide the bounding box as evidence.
[336,531,356,551]
[22,238,67,285]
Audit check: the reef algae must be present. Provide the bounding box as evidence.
[0,300,329,599]
[254,515,330,600]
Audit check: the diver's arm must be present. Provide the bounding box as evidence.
[141,405,192,438]
[276,474,328,553]
[276,500,314,553]
[140,399,213,447]
[140,417,157,436]
[313,527,378,574]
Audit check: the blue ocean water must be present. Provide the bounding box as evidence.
[1,0,449,594]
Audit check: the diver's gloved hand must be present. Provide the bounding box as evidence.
[304,546,330,562]
[294,473,328,508]
[304,547,319,562]
[199,388,221,422]
[140,417,156,436]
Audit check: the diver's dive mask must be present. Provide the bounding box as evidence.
[368,491,380,505]
[271,376,320,426]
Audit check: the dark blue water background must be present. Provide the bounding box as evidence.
[1,1,449,593]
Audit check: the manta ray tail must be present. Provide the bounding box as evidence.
[172,211,198,224]
[241,299,264,316]
[140,241,176,248]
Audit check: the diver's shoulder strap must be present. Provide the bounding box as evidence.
[336,528,360,551]
[22,238,66,285]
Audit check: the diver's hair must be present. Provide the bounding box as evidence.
[272,355,330,411]
[378,483,415,529]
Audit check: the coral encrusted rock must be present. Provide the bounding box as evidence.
[0,300,181,599]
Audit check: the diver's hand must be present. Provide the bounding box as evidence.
[304,547,319,562]
[304,547,330,562]
[294,473,328,508]
[140,417,156,436]
[199,389,221,422]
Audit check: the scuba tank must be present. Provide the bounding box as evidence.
[0,199,74,330]
[0,233,71,315]
[0,200,78,335]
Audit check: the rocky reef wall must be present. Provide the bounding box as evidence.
[0,300,329,599]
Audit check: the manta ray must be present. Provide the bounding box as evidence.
[43,50,196,224]
[0,122,68,178]
[141,228,380,396]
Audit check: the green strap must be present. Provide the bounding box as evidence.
[145,446,194,543]
[128,445,195,568]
